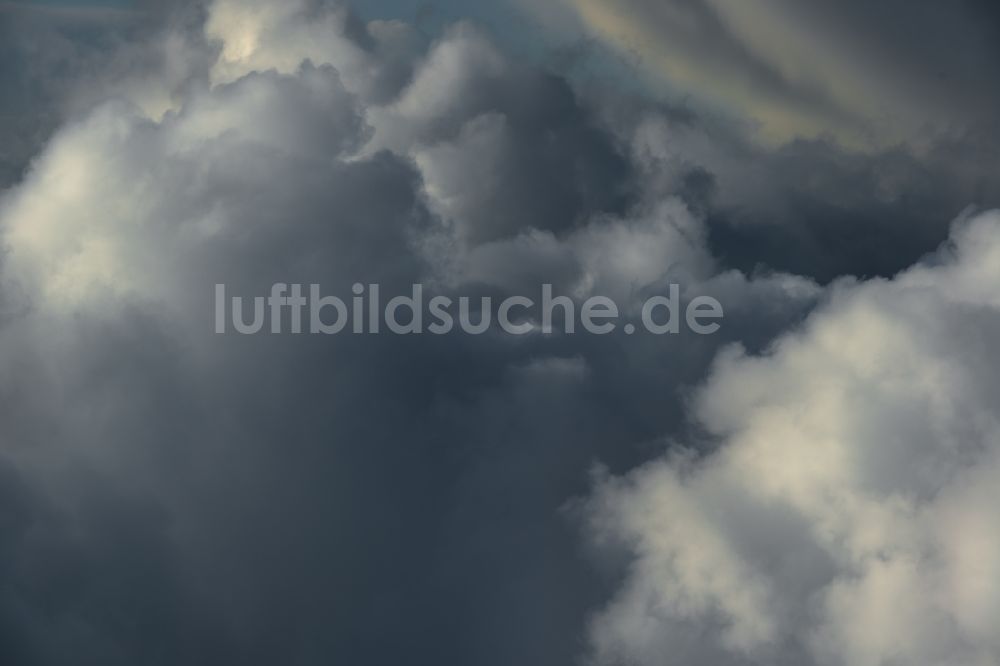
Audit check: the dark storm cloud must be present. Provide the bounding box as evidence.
[0,3,821,665]
[703,136,1000,282]
[582,89,1000,282]
[2,1,999,666]
[410,69,636,244]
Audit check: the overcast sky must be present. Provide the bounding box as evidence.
[2,2,1000,665]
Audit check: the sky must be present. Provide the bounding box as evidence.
[1,1,1000,665]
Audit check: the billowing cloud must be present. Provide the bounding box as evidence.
[0,2,821,664]
[585,212,1000,666]
[1,1,998,665]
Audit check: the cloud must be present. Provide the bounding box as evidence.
[0,0,208,189]
[364,21,643,245]
[565,0,1000,148]
[591,98,1000,282]
[0,2,825,664]
[584,212,1000,666]
[1,1,998,665]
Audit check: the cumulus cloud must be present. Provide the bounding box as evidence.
[205,0,424,103]
[585,212,1000,666]
[1,1,998,665]
[0,2,823,664]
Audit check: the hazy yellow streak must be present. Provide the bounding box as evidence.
[571,0,909,149]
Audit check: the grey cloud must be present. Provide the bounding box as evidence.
[0,0,210,189]
[587,92,1000,282]
[0,4,825,665]
[1,2,997,666]
[558,0,1000,283]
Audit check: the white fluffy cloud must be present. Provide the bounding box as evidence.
[585,213,1000,666]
